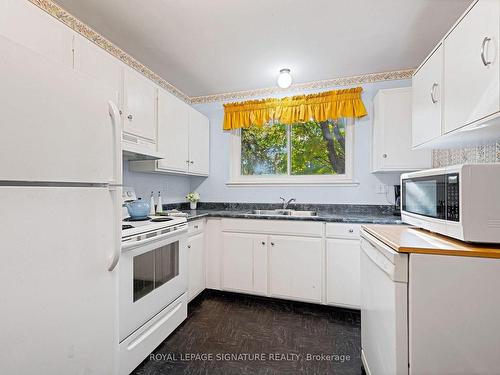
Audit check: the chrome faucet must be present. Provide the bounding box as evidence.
[280,197,296,210]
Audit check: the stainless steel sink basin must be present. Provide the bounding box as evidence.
[250,209,317,217]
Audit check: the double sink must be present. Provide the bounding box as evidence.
[250,209,317,217]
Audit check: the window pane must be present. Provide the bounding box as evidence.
[133,251,154,302]
[291,120,346,175]
[241,124,287,175]
[154,242,179,288]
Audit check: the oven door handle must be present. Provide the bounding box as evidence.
[122,225,188,252]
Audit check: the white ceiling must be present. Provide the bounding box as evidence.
[54,0,471,97]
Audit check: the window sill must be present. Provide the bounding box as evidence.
[226,176,359,187]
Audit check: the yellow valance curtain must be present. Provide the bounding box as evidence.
[223,87,367,130]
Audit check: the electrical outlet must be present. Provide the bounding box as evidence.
[375,184,388,194]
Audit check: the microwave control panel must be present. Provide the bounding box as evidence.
[446,173,460,222]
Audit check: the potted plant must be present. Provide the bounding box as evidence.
[186,192,200,210]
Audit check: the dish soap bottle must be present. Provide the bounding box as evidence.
[149,191,155,216]
[157,191,163,214]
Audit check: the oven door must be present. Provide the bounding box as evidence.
[119,225,188,341]
[401,173,447,220]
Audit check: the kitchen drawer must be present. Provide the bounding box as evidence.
[119,293,187,375]
[221,218,323,238]
[188,219,205,236]
[326,223,361,239]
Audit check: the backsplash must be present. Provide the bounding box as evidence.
[432,141,500,168]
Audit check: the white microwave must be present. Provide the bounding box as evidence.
[401,164,500,243]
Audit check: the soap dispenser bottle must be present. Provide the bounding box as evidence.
[157,191,163,214]
[149,191,155,216]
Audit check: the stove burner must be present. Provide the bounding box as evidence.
[124,216,151,222]
[150,217,174,222]
[122,224,134,230]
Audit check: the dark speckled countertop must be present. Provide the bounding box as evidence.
[162,203,402,225]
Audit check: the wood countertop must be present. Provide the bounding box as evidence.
[361,225,500,259]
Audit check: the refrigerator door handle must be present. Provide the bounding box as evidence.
[108,100,122,186]
[108,186,121,271]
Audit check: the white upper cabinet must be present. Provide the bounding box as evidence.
[73,33,123,103]
[372,87,431,172]
[0,0,73,67]
[444,0,500,133]
[412,44,443,147]
[413,0,500,148]
[188,108,210,176]
[157,90,190,173]
[123,67,157,142]
[130,94,210,176]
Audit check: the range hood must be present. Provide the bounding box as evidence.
[122,142,164,161]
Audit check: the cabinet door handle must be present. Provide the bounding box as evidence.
[186,160,190,164]
[382,153,387,159]
[261,241,266,245]
[430,83,438,104]
[270,242,275,246]
[187,245,191,249]
[349,228,354,233]
[481,37,492,66]
[194,225,199,229]
[127,114,133,120]
[190,161,194,164]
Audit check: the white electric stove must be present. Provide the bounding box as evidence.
[119,187,188,375]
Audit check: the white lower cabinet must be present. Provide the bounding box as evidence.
[187,231,205,301]
[268,235,323,303]
[208,219,362,308]
[326,238,361,308]
[325,223,361,308]
[221,232,267,295]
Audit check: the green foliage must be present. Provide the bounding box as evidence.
[241,124,287,175]
[291,120,345,175]
[241,120,346,176]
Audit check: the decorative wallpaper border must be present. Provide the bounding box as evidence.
[28,0,190,102]
[29,0,414,105]
[190,69,415,104]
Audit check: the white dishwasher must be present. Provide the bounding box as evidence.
[360,230,409,375]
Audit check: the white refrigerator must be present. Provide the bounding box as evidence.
[0,35,122,374]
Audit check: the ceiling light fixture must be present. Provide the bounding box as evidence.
[277,68,292,89]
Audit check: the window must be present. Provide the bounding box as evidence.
[229,119,356,186]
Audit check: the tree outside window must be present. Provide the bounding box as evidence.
[241,119,346,176]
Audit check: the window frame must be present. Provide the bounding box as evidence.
[227,119,357,186]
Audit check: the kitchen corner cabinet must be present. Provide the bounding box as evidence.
[130,91,210,176]
[123,68,157,142]
[412,44,443,148]
[444,0,500,133]
[372,87,431,173]
[0,0,73,67]
[188,108,210,175]
[221,232,268,295]
[268,236,323,303]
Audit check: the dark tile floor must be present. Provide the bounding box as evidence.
[132,290,362,375]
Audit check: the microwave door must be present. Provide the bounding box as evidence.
[402,175,446,220]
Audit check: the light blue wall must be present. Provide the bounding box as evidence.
[191,79,412,205]
[123,160,190,202]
